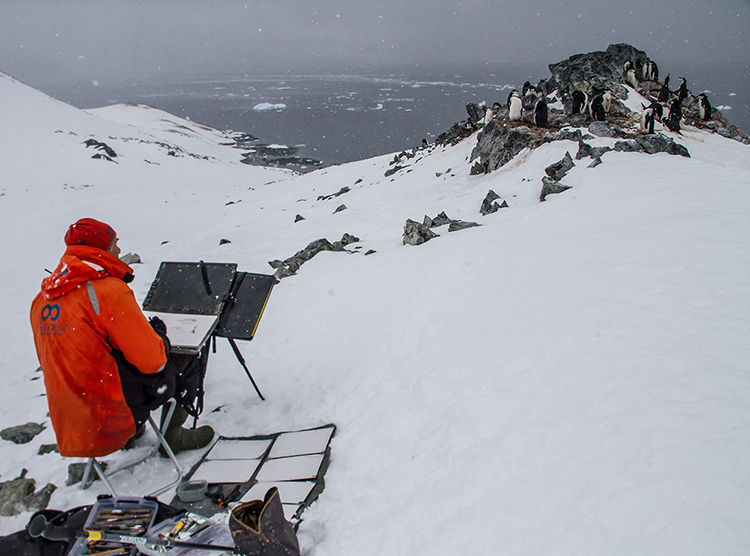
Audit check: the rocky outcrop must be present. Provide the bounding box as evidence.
[545,152,575,181]
[0,469,56,516]
[540,177,572,202]
[480,190,508,215]
[548,43,653,101]
[405,210,482,245]
[403,219,439,246]
[240,143,321,172]
[270,234,361,278]
[1,422,45,445]
[471,122,542,172]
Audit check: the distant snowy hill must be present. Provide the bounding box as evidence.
[1,65,749,555]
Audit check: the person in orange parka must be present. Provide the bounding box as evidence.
[30,218,213,458]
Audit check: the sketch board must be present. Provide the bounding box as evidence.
[214,272,276,341]
[142,262,237,315]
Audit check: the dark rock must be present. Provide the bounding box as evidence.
[635,134,691,157]
[568,114,589,127]
[340,233,360,245]
[0,469,56,516]
[120,252,142,265]
[543,129,584,144]
[333,204,347,214]
[1,422,45,445]
[271,235,360,279]
[448,220,481,232]
[365,250,376,256]
[545,151,575,181]
[295,214,305,222]
[424,211,452,228]
[480,190,502,215]
[588,157,603,168]
[385,165,405,177]
[587,121,619,138]
[67,461,108,487]
[471,121,538,172]
[403,219,439,246]
[540,176,572,202]
[548,43,650,101]
[436,120,479,146]
[83,139,117,159]
[240,143,321,172]
[274,266,296,279]
[317,186,350,201]
[219,239,231,245]
[466,103,485,123]
[578,142,613,160]
[38,444,58,455]
[614,140,644,153]
[575,140,593,160]
[470,161,487,175]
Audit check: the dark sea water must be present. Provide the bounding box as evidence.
[42,67,749,169]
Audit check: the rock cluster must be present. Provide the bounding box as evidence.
[540,152,575,202]
[403,212,481,246]
[480,190,509,215]
[0,469,56,516]
[83,139,117,162]
[240,143,322,172]
[269,234,361,279]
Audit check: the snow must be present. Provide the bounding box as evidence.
[1,70,750,554]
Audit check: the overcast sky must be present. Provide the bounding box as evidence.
[1,1,748,87]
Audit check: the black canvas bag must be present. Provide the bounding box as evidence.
[229,487,300,556]
[171,344,209,420]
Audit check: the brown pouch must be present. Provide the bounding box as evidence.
[229,487,300,556]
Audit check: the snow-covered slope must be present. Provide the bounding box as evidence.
[1,71,750,555]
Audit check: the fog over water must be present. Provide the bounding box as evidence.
[3,1,748,166]
[40,62,750,168]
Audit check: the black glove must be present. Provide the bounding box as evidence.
[149,316,167,336]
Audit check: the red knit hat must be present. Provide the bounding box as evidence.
[64,218,117,251]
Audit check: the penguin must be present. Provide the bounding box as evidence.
[664,98,682,132]
[657,74,671,103]
[534,99,548,127]
[522,81,536,96]
[483,106,494,126]
[698,93,712,120]
[624,61,638,88]
[676,77,689,103]
[589,95,606,121]
[646,60,659,82]
[491,102,502,114]
[508,90,523,121]
[649,101,664,122]
[571,89,587,115]
[664,119,681,133]
[602,90,613,113]
[640,106,655,134]
[636,59,646,81]
[507,89,519,108]
[668,98,683,122]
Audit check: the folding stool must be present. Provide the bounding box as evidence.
[79,399,185,497]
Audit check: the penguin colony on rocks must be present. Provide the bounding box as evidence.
[477,52,716,139]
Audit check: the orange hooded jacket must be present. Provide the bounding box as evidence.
[30,245,169,457]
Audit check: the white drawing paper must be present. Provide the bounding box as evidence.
[268,427,334,458]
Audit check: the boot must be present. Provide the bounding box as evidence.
[159,402,215,457]
[123,423,147,450]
